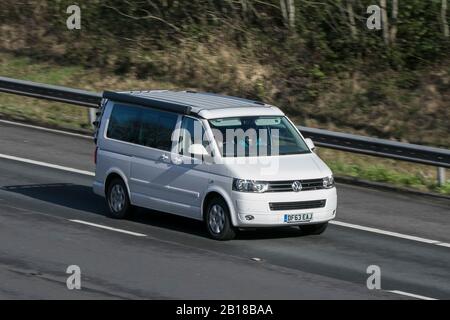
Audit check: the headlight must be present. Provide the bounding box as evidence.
[323,175,335,189]
[233,179,269,193]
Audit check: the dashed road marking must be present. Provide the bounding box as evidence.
[69,219,147,237]
[387,290,437,300]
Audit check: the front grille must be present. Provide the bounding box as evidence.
[267,179,324,192]
[269,199,326,211]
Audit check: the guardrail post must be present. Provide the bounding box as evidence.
[88,108,96,128]
[437,167,446,186]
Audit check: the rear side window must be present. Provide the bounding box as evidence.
[107,104,141,144]
[107,104,178,151]
[139,109,178,151]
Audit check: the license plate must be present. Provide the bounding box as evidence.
[284,213,313,223]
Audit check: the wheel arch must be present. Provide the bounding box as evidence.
[104,168,131,199]
[201,187,238,226]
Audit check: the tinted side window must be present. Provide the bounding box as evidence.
[139,108,178,151]
[107,104,141,143]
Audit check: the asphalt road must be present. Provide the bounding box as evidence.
[0,120,449,299]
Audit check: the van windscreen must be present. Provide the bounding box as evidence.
[208,116,310,157]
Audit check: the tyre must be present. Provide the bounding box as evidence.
[205,197,236,241]
[299,222,328,235]
[106,178,132,219]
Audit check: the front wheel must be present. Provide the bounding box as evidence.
[299,222,328,235]
[205,197,236,241]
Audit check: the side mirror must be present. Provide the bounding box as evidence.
[305,138,316,151]
[188,144,209,156]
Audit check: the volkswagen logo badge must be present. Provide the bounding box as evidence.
[292,181,302,192]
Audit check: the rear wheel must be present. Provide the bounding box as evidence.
[205,197,236,241]
[299,222,328,235]
[106,178,132,219]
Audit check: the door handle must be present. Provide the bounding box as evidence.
[160,154,169,161]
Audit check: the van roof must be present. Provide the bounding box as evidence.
[102,90,284,119]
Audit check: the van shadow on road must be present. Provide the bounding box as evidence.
[2,183,307,241]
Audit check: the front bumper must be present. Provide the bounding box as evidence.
[231,187,337,227]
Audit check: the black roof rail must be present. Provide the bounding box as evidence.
[102,91,193,115]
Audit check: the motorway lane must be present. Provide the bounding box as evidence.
[0,120,95,172]
[336,184,450,243]
[0,157,448,299]
[0,120,449,299]
[0,159,402,299]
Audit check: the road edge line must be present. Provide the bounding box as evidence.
[0,119,93,139]
[0,153,95,176]
[330,220,450,248]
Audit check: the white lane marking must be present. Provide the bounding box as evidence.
[0,153,94,176]
[0,119,93,139]
[1,153,450,248]
[387,290,437,300]
[330,220,450,247]
[435,242,450,248]
[69,219,147,237]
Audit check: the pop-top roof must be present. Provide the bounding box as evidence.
[102,90,272,116]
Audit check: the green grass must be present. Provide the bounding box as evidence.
[0,54,91,131]
[0,52,176,132]
[329,161,447,191]
[3,55,83,84]
[0,52,448,195]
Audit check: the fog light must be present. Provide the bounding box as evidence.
[245,215,255,221]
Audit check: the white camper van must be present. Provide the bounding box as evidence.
[93,90,337,240]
